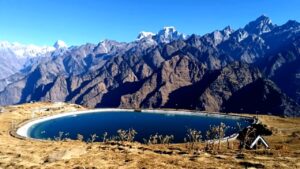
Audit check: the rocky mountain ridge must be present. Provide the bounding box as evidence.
[0,40,68,80]
[0,15,299,117]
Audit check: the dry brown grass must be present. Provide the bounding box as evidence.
[0,102,299,169]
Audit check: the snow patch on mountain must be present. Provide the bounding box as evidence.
[53,40,68,49]
[137,31,155,40]
[0,41,55,59]
[155,26,187,43]
[136,26,187,44]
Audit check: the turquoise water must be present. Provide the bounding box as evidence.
[28,111,252,143]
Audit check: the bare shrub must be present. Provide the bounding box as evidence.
[102,132,108,143]
[237,123,272,150]
[77,134,84,141]
[217,122,228,150]
[64,132,70,140]
[159,134,174,145]
[54,131,64,141]
[205,125,218,151]
[205,122,229,151]
[145,133,158,144]
[88,134,98,143]
[117,129,137,142]
[117,129,127,142]
[184,129,202,150]
[144,133,174,145]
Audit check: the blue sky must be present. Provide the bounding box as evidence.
[0,0,299,46]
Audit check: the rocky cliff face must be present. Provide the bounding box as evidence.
[0,16,299,117]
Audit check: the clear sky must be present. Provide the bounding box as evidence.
[0,0,299,46]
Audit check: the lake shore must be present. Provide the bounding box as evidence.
[0,102,299,168]
[15,107,253,141]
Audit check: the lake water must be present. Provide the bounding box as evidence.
[27,111,252,143]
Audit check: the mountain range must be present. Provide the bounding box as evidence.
[0,15,299,117]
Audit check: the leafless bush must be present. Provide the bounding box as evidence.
[205,122,229,151]
[117,129,127,142]
[159,134,174,145]
[54,131,64,141]
[77,134,84,141]
[144,133,174,145]
[144,133,158,144]
[117,129,137,142]
[102,132,108,143]
[239,127,257,150]
[64,132,70,139]
[205,125,218,151]
[88,134,98,143]
[217,122,228,150]
[184,129,202,150]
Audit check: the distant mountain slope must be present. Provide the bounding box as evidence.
[0,40,66,81]
[0,15,299,116]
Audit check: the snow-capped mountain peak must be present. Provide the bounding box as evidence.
[0,41,56,79]
[53,40,68,49]
[0,41,55,59]
[136,26,186,44]
[158,26,178,38]
[155,26,186,43]
[223,26,234,35]
[137,31,155,40]
[161,26,177,34]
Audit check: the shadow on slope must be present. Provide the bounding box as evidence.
[164,70,220,110]
[223,78,300,117]
[19,68,42,103]
[96,79,147,108]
